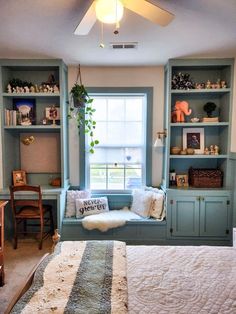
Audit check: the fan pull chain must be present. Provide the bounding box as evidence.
[99,22,105,48]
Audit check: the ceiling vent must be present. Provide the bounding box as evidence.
[110,42,138,49]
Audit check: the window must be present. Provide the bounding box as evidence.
[80,88,153,192]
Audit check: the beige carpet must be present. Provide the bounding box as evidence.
[0,237,52,314]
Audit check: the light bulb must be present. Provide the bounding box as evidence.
[95,0,124,24]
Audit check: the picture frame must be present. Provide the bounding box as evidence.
[176,174,189,187]
[12,170,27,186]
[45,106,60,121]
[13,98,36,125]
[183,128,204,154]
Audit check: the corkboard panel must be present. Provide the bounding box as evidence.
[20,133,60,173]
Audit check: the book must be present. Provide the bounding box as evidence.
[202,117,219,122]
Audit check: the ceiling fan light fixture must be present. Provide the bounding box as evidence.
[95,0,124,24]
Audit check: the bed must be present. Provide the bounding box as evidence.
[8,241,236,314]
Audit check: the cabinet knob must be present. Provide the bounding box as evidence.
[201,197,205,201]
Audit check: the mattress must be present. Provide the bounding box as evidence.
[127,245,236,314]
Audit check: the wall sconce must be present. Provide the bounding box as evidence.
[154,129,167,147]
[21,135,35,146]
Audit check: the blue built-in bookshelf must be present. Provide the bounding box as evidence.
[163,58,234,245]
[0,59,69,189]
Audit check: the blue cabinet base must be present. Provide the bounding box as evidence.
[61,218,231,246]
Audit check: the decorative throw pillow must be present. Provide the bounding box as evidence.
[65,190,91,218]
[76,197,109,218]
[131,189,153,218]
[149,192,164,219]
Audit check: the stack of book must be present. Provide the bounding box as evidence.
[202,117,219,122]
[4,109,17,126]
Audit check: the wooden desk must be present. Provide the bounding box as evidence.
[0,200,8,286]
[0,186,67,240]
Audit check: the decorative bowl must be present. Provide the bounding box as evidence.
[191,117,200,123]
[180,150,187,155]
[171,147,181,155]
[186,148,195,155]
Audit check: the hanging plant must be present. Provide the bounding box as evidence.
[68,65,99,153]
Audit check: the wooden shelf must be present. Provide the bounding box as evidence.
[4,125,61,130]
[2,92,61,97]
[169,154,228,159]
[171,88,231,94]
[170,122,229,127]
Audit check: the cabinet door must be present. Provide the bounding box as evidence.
[200,196,229,237]
[171,196,199,237]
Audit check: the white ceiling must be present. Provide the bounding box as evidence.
[0,0,236,66]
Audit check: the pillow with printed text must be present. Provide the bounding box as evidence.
[76,197,109,218]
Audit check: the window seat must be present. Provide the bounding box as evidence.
[61,190,166,244]
[61,216,166,244]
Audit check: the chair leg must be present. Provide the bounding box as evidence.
[13,220,18,249]
[23,220,27,235]
[39,218,43,250]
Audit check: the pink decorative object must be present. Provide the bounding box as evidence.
[171,101,192,123]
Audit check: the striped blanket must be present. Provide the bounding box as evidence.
[11,241,128,314]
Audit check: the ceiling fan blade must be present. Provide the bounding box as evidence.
[124,0,174,26]
[74,1,97,35]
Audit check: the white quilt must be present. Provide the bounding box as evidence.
[82,207,142,232]
[127,245,236,314]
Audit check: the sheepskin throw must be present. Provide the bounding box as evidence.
[82,207,142,232]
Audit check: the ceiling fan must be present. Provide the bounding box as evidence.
[74,0,175,35]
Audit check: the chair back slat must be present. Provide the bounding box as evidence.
[9,185,43,216]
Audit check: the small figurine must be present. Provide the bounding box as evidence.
[206,80,211,89]
[35,84,39,93]
[204,147,210,155]
[12,87,17,93]
[16,86,21,93]
[210,145,214,155]
[215,79,221,89]
[30,85,35,93]
[220,80,227,88]
[52,229,61,252]
[53,85,59,93]
[7,84,12,93]
[195,83,202,89]
[214,145,219,155]
[24,86,29,93]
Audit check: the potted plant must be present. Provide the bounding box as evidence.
[203,102,217,117]
[68,65,99,153]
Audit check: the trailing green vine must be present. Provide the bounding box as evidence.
[68,65,99,153]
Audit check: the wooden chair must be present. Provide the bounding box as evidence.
[9,185,54,250]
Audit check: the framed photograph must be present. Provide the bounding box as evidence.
[45,106,60,121]
[176,174,189,187]
[12,170,27,186]
[183,128,204,154]
[13,98,36,125]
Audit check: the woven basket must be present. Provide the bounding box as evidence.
[189,168,223,188]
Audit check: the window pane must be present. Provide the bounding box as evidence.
[93,122,107,145]
[93,98,107,121]
[126,98,143,121]
[90,167,106,189]
[125,148,142,163]
[125,168,142,189]
[107,122,125,145]
[108,167,125,190]
[125,122,143,145]
[108,98,125,121]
